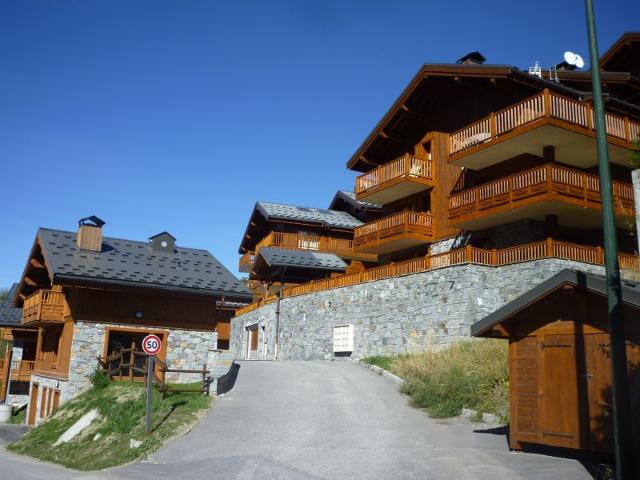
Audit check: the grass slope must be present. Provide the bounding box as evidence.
[362,339,509,421]
[8,381,212,470]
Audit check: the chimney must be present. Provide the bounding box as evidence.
[456,51,486,65]
[77,215,105,252]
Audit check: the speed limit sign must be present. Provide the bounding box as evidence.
[142,334,162,356]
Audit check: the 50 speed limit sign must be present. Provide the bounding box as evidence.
[142,334,162,356]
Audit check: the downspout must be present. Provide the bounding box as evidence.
[273,266,286,361]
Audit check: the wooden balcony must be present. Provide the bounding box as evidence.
[22,289,66,325]
[448,164,635,230]
[355,154,434,204]
[0,360,35,382]
[449,89,640,169]
[354,210,434,254]
[239,251,255,273]
[252,231,377,263]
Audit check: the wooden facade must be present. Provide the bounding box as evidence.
[472,272,640,458]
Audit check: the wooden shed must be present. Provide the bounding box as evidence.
[471,269,640,455]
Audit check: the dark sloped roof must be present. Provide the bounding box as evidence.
[257,247,348,270]
[331,191,382,210]
[37,228,252,301]
[256,202,362,229]
[0,283,22,327]
[471,269,640,337]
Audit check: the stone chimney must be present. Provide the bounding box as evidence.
[456,51,486,65]
[77,215,105,252]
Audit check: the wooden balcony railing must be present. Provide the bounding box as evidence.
[355,154,433,197]
[22,289,66,324]
[449,89,640,156]
[353,210,434,248]
[0,360,35,382]
[235,239,640,315]
[448,164,635,224]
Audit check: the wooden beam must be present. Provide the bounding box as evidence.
[30,258,45,269]
[24,277,37,287]
[400,104,426,118]
[379,130,404,143]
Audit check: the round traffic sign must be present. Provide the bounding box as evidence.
[142,334,162,356]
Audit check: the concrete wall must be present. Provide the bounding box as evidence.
[231,259,629,361]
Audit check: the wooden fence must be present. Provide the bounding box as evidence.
[235,239,640,315]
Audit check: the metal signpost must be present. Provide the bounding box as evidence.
[584,1,635,477]
[142,334,162,434]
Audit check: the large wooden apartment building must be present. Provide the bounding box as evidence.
[12,216,251,425]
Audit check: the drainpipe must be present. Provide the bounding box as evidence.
[3,349,14,405]
[273,267,286,361]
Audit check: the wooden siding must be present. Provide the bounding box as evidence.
[502,288,640,453]
[22,288,67,325]
[448,164,635,226]
[33,321,74,378]
[235,239,640,314]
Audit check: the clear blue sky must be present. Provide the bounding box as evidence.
[0,0,638,287]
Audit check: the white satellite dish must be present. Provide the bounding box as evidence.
[564,51,585,69]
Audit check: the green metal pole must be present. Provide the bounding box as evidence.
[584,1,634,477]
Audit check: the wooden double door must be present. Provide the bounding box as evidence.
[540,333,639,451]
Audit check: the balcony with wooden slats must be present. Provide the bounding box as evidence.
[355,154,434,205]
[0,360,35,382]
[239,232,378,272]
[353,210,434,254]
[449,89,640,169]
[22,289,66,325]
[448,164,635,230]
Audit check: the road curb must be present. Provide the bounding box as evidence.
[357,361,406,388]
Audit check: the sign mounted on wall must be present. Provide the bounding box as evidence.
[142,334,162,356]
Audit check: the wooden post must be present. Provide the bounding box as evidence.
[596,246,604,264]
[489,112,496,137]
[202,363,207,395]
[129,342,135,382]
[0,347,11,401]
[491,249,498,265]
[465,244,473,263]
[546,237,554,257]
[543,89,551,117]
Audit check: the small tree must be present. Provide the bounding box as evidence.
[630,139,640,169]
[0,288,8,303]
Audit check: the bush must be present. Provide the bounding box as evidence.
[389,340,509,421]
[88,369,110,389]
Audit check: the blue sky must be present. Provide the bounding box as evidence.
[0,0,638,287]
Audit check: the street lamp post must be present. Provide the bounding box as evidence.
[584,1,635,478]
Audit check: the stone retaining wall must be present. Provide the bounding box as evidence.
[232,259,622,361]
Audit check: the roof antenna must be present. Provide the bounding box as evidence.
[528,61,542,78]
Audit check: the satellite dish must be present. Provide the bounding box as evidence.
[564,51,585,69]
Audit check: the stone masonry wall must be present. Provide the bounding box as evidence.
[26,321,218,423]
[231,259,632,361]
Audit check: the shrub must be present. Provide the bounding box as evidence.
[89,369,110,389]
[390,339,509,421]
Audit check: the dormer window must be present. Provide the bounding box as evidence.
[149,232,176,253]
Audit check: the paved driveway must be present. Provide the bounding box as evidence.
[0,361,593,479]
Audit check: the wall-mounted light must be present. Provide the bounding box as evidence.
[134,311,144,319]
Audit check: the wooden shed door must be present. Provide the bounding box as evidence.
[541,334,581,449]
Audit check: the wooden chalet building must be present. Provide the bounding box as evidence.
[347,37,640,264]
[13,216,251,425]
[0,283,37,405]
[238,200,379,296]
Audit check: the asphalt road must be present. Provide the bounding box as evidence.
[0,361,593,480]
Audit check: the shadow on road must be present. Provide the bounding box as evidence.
[217,363,241,395]
[472,425,614,480]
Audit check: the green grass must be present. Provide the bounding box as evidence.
[9,406,26,424]
[364,340,509,422]
[8,381,212,470]
[361,355,395,371]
